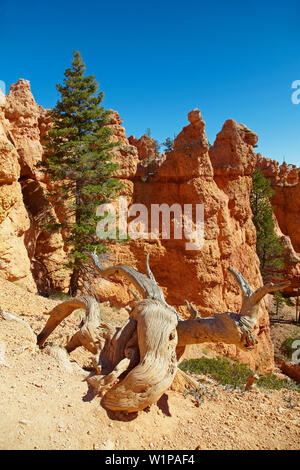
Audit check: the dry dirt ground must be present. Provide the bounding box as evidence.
[0,279,299,450]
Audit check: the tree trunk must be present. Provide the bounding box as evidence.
[68,266,81,296]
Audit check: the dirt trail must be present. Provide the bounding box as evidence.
[0,279,299,450]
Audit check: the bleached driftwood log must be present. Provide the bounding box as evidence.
[37,255,290,413]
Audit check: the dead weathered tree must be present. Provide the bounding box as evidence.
[178,266,290,353]
[37,255,290,414]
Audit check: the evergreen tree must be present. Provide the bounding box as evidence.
[250,169,284,279]
[272,290,292,318]
[154,139,161,158]
[39,51,123,295]
[162,137,174,153]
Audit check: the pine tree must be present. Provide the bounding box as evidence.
[272,290,292,319]
[250,169,284,279]
[162,137,174,153]
[39,51,123,295]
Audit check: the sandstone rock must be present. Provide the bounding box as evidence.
[188,108,205,126]
[21,179,69,293]
[257,156,300,252]
[156,109,212,181]
[276,358,300,383]
[273,218,300,296]
[107,110,128,144]
[38,107,52,147]
[4,79,44,180]
[0,90,6,107]
[0,186,37,292]
[0,114,20,184]
[0,82,41,291]
[111,144,139,180]
[128,134,157,160]
[0,80,68,292]
[0,118,36,293]
[209,120,257,176]
[104,110,140,181]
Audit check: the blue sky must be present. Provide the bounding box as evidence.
[1,0,299,165]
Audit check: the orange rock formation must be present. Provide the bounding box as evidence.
[0,81,283,372]
[0,80,68,293]
[104,109,274,372]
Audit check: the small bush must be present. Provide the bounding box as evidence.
[257,374,300,392]
[179,356,251,389]
[179,356,300,392]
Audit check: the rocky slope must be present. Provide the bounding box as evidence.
[0,278,299,450]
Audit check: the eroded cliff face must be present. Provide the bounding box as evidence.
[102,109,274,372]
[0,81,276,371]
[0,88,37,292]
[0,80,68,293]
[256,156,300,251]
[256,155,300,296]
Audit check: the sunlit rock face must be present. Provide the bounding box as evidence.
[0,79,68,292]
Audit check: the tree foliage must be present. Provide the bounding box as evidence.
[38,51,123,293]
[250,169,284,279]
[162,137,174,153]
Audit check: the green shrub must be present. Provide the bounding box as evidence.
[257,374,300,392]
[179,356,251,389]
[184,385,218,406]
[179,356,300,392]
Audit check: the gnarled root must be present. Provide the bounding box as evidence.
[37,296,104,353]
[88,344,139,395]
